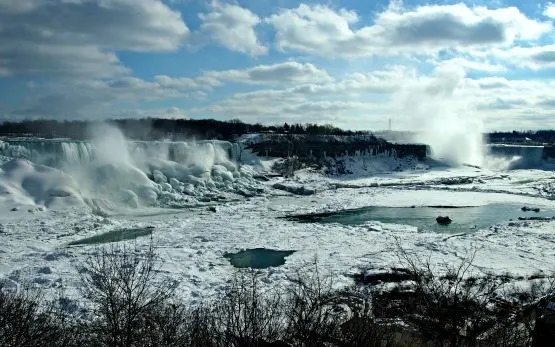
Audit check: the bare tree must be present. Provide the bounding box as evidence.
[213,270,286,347]
[183,304,221,347]
[387,239,540,346]
[283,264,349,347]
[139,301,190,347]
[0,285,68,347]
[80,241,176,347]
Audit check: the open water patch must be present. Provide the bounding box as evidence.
[224,248,295,269]
[68,226,154,246]
[285,204,555,233]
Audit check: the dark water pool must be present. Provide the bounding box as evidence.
[224,248,295,269]
[285,204,555,233]
[68,227,154,246]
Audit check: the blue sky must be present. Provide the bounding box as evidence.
[1,0,555,131]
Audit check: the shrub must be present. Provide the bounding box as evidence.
[219,271,286,346]
[0,285,68,347]
[79,241,177,347]
[371,241,555,346]
[6,239,555,347]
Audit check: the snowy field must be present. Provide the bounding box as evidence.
[1,127,555,305]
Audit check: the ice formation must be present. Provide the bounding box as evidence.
[0,124,259,213]
[0,159,85,209]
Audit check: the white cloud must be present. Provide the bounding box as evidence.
[10,57,555,130]
[544,3,555,19]
[4,1,555,130]
[489,45,555,70]
[196,3,267,56]
[194,98,377,125]
[8,75,204,118]
[196,66,409,115]
[190,62,555,131]
[282,101,374,117]
[0,0,42,14]
[0,0,189,77]
[191,66,417,126]
[102,77,198,100]
[154,74,223,91]
[432,57,506,73]
[266,3,552,58]
[154,75,200,89]
[203,61,333,84]
[113,107,189,119]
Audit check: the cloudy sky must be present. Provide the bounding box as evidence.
[1,0,555,131]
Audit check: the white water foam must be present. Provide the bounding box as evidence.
[413,112,486,167]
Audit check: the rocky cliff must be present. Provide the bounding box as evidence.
[246,134,428,160]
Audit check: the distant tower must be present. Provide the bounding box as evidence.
[388,118,392,131]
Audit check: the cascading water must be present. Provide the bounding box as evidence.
[0,138,242,167]
[486,144,545,169]
[61,142,95,164]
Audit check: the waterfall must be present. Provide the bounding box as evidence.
[61,142,94,163]
[0,139,94,165]
[0,138,241,167]
[487,144,544,168]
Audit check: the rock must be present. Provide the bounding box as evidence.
[440,177,473,185]
[272,182,315,195]
[10,207,18,211]
[45,253,64,261]
[37,266,52,274]
[253,174,270,181]
[48,189,71,197]
[354,268,413,285]
[208,206,217,213]
[518,216,552,221]
[33,277,50,285]
[436,216,452,225]
[522,206,540,213]
[236,189,255,197]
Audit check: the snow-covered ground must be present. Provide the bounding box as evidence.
[1,130,555,305]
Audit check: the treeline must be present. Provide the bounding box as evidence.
[3,118,555,143]
[2,240,555,346]
[0,119,367,141]
[488,130,555,144]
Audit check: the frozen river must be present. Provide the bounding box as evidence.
[1,132,555,303]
